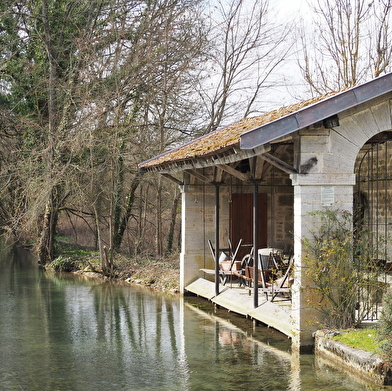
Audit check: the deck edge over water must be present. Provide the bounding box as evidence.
[185,278,293,338]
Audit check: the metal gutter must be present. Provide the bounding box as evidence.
[240,73,392,150]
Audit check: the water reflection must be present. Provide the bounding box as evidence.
[0,245,383,390]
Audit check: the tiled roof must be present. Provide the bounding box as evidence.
[138,93,336,172]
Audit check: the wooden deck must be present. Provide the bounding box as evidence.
[185,277,293,338]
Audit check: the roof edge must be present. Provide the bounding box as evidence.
[240,73,392,150]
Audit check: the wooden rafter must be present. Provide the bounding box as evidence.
[249,156,265,180]
[216,164,250,182]
[260,153,297,175]
[161,173,183,185]
[213,166,224,183]
[185,169,211,184]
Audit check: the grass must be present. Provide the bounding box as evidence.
[332,328,382,354]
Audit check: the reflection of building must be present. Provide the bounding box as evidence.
[183,302,293,386]
[219,329,241,346]
[139,73,392,351]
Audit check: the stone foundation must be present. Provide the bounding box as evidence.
[314,330,392,386]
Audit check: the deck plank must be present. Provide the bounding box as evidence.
[185,278,293,338]
[185,278,217,300]
[248,301,293,337]
[212,288,254,316]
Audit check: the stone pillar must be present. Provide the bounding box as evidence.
[290,173,356,350]
[179,184,229,293]
[289,125,358,350]
[180,186,208,293]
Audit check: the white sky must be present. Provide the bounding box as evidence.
[273,0,310,16]
[206,0,314,116]
[266,0,312,108]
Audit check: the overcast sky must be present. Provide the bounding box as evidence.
[269,0,313,107]
[274,0,309,15]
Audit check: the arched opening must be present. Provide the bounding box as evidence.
[354,131,392,319]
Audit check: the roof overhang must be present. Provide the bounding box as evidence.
[139,144,270,174]
[240,73,392,150]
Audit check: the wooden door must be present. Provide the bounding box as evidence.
[230,193,267,261]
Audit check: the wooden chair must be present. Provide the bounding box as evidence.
[244,254,293,302]
[207,239,243,285]
[260,256,294,302]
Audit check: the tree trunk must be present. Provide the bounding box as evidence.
[156,177,163,257]
[93,204,105,268]
[37,192,58,264]
[166,190,181,255]
[113,173,142,252]
[37,0,58,265]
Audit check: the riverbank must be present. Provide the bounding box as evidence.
[103,253,181,294]
[48,249,181,294]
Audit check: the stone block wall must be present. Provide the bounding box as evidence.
[180,157,294,291]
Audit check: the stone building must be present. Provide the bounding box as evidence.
[139,73,392,351]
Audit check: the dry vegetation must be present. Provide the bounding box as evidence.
[48,239,181,294]
[112,253,181,294]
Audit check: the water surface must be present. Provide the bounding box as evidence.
[0,245,383,390]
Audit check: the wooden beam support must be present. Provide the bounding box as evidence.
[260,153,298,175]
[249,156,265,180]
[216,164,250,182]
[213,166,224,183]
[161,173,183,185]
[185,169,211,184]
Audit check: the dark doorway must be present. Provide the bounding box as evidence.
[230,193,268,260]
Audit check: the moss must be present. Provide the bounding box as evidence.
[140,92,337,170]
[332,328,382,354]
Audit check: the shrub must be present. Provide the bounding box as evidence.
[302,209,386,329]
[378,288,392,364]
[49,256,77,272]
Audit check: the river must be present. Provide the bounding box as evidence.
[0,244,382,390]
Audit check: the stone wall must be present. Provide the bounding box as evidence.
[314,330,392,386]
[180,149,294,291]
[290,98,392,349]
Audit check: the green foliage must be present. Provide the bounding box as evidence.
[302,209,386,329]
[0,0,207,261]
[49,256,77,272]
[378,289,392,364]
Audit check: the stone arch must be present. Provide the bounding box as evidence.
[337,99,392,174]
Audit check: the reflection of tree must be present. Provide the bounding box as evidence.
[0,246,81,387]
[88,283,184,383]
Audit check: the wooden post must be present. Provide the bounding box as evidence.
[214,183,220,297]
[253,180,259,308]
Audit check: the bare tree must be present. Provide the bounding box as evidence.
[369,0,392,77]
[1,0,296,261]
[197,0,291,132]
[0,0,111,262]
[299,0,392,95]
[69,0,207,258]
